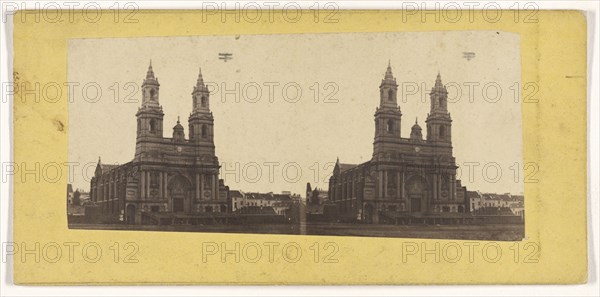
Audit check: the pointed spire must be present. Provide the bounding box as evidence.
[415,117,418,125]
[196,67,204,87]
[177,116,180,124]
[146,60,155,79]
[98,156,101,164]
[385,60,394,80]
[435,71,443,87]
[336,156,340,164]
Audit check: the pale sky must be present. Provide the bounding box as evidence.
[68,31,523,196]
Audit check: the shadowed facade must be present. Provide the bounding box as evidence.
[328,63,468,224]
[90,62,228,224]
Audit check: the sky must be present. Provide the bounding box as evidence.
[68,31,523,196]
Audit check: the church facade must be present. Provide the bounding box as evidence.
[328,63,468,224]
[89,62,229,224]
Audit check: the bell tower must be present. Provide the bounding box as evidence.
[373,61,402,158]
[188,68,215,155]
[426,73,452,144]
[135,61,164,157]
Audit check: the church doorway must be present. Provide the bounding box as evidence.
[168,174,192,213]
[410,198,421,213]
[126,204,136,224]
[407,175,428,213]
[173,198,184,212]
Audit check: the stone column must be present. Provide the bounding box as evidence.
[401,172,405,200]
[215,175,220,200]
[146,171,150,200]
[200,174,204,199]
[158,172,163,200]
[396,172,401,199]
[438,174,442,200]
[140,171,145,200]
[432,173,437,200]
[451,175,456,200]
[383,171,388,198]
[212,174,216,200]
[163,172,167,198]
[378,171,383,198]
[195,173,200,200]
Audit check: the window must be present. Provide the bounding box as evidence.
[201,96,207,107]
[189,125,194,139]
[201,124,207,138]
[438,97,443,108]
[149,119,156,133]
[149,88,155,100]
[388,89,394,101]
[439,125,446,138]
[205,206,213,213]
[386,120,394,133]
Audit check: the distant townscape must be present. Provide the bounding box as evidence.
[68,61,524,240]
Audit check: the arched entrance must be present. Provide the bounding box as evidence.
[168,175,192,213]
[364,204,374,224]
[407,175,428,213]
[126,204,136,224]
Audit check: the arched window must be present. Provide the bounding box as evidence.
[193,96,197,107]
[386,119,394,133]
[149,119,156,133]
[201,124,207,138]
[149,88,155,100]
[201,96,207,107]
[439,125,446,138]
[439,97,443,108]
[189,125,194,139]
[388,89,394,101]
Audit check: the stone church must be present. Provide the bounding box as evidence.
[90,62,229,224]
[328,63,468,224]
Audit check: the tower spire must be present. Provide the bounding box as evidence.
[196,67,204,87]
[146,60,155,79]
[385,60,394,80]
[435,72,443,88]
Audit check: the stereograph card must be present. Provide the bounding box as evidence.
[9,9,587,285]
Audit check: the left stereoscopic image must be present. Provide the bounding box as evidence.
[67,32,525,240]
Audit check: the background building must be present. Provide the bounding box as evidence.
[306,182,330,214]
[229,190,300,216]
